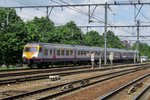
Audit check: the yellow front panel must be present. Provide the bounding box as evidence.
[24,52,36,59]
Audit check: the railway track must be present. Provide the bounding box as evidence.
[0,66,90,78]
[0,63,148,78]
[0,63,149,85]
[1,65,149,100]
[134,84,150,100]
[100,73,150,100]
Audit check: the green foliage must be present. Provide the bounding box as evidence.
[25,17,55,42]
[132,42,150,57]
[83,30,103,47]
[0,8,27,64]
[106,31,125,49]
[1,8,150,65]
[55,21,83,45]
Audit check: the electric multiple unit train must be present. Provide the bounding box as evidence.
[22,43,138,68]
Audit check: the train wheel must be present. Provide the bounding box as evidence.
[37,64,44,69]
[27,60,33,68]
[45,64,49,68]
[51,62,54,67]
[73,62,76,66]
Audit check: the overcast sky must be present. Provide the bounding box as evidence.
[1,0,150,44]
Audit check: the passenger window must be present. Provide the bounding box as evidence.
[57,49,61,56]
[98,52,100,56]
[44,49,48,56]
[70,50,73,55]
[66,50,69,56]
[78,50,80,55]
[49,49,52,56]
[87,51,89,55]
[95,51,97,55]
[61,49,65,56]
[84,51,86,55]
[81,51,83,55]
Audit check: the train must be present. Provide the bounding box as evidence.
[22,42,138,68]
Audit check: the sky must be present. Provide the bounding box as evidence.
[1,0,150,44]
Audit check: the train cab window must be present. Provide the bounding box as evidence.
[70,50,73,55]
[57,49,61,56]
[61,49,65,56]
[44,49,48,56]
[49,49,52,56]
[24,47,37,52]
[66,50,69,56]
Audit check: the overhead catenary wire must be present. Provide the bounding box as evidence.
[2,0,150,35]
[53,0,135,34]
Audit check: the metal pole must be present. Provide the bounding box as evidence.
[46,7,49,18]
[104,3,107,66]
[137,20,140,62]
[99,53,102,67]
[6,10,9,25]
[88,5,90,23]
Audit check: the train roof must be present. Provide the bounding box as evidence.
[25,42,137,53]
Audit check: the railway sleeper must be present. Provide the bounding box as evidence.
[61,83,74,91]
[49,75,61,81]
[128,82,143,94]
[81,79,90,86]
[134,82,143,88]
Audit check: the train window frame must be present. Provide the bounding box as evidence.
[95,51,97,56]
[87,51,89,55]
[70,50,73,56]
[61,49,65,56]
[98,52,101,56]
[57,49,61,56]
[44,49,48,56]
[49,49,53,56]
[81,50,83,55]
[78,50,80,55]
[84,51,86,55]
[66,50,69,56]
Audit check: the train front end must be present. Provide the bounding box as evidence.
[22,43,41,66]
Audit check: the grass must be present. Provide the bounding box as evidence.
[0,66,28,71]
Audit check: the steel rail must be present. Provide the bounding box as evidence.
[1,66,149,100]
[134,85,150,100]
[0,63,149,85]
[0,66,90,78]
[100,73,150,100]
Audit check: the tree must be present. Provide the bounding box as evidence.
[83,30,103,47]
[106,31,125,49]
[26,17,55,42]
[132,42,150,57]
[0,8,27,65]
[55,21,83,45]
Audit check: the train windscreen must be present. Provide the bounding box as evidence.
[24,47,37,52]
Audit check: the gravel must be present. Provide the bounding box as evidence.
[57,69,150,100]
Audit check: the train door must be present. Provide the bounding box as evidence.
[38,46,43,59]
[43,47,48,59]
